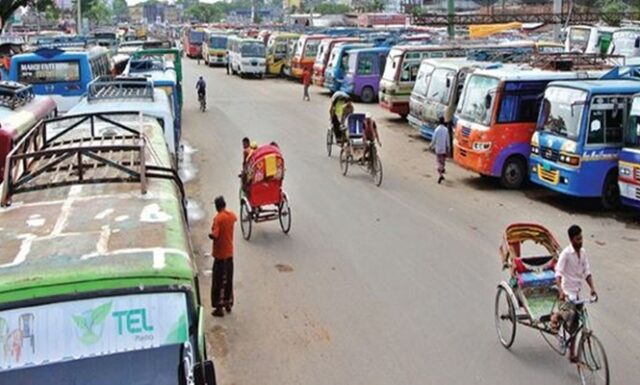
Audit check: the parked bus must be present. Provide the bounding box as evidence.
[9,46,112,112]
[313,37,360,86]
[291,34,326,79]
[408,59,498,140]
[565,26,614,55]
[203,31,228,66]
[379,45,471,119]
[324,42,373,92]
[341,46,390,103]
[454,67,601,189]
[228,36,266,78]
[117,40,145,55]
[619,94,640,209]
[183,27,206,58]
[92,30,118,55]
[266,32,299,76]
[530,74,640,208]
[0,82,57,181]
[609,27,640,58]
[0,111,216,385]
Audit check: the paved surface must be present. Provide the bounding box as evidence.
[180,59,640,385]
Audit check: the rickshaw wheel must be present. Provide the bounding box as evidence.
[326,129,333,157]
[240,200,252,241]
[372,156,383,187]
[495,286,517,349]
[577,333,609,385]
[278,194,291,234]
[339,148,350,176]
[540,327,567,356]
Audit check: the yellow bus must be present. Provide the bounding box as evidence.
[266,32,300,76]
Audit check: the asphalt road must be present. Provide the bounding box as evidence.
[180,59,640,385]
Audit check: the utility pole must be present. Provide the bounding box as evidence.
[447,0,454,38]
[77,0,82,34]
[553,0,562,41]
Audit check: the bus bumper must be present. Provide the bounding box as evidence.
[453,142,494,176]
[379,94,409,116]
[619,181,640,208]
[408,114,436,140]
[529,156,598,197]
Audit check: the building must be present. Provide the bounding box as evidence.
[56,0,73,10]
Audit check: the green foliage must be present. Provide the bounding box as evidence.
[87,0,113,25]
[313,3,351,15]
[44,4,61,22]
[184,3,224,23]
[113,0,129,18]
[602,0,628,26]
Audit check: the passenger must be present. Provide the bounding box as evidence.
[430,117,450,184]
[362,113,381,163]
[550,225,598,363]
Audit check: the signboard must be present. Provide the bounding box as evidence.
[0,292,189,372]
[18,61,80,84]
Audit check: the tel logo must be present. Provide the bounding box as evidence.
[72,302,113,345]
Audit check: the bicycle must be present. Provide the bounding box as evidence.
[198,93,206,112]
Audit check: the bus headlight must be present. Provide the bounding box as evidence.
[473,142,492,151]
[620,165,633,177]
[531,146,540,155]
[559,154,580,166]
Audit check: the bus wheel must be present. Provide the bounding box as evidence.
[360,86,375,103]
[500,156,526,189]
[601,172,621,210]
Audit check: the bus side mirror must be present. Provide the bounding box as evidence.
[635,37,640,49]
[194,360,216,385]
[484,94,492,110]
[446,77,451,88]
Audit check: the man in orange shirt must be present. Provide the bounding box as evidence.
[302,68,311,101]
[209,196,238,317]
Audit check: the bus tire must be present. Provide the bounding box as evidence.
[360,86,375,103]
[601,170,621,210]
[500,156,526,189]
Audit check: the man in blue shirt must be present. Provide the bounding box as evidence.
[430,117,450,184]
[196,76,206,101]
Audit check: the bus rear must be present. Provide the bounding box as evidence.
[184,28,205,58]
[291,35,325,79]
[619,96,640,208]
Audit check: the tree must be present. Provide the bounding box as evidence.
[602,0,627,26]
[44,4,60,22]
[0,0,57,27]
[86,0,112,26]
[313,3,351,15]
[113,0,128,21]
[184,3,223,23]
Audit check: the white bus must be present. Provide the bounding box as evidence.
[227,36,266,78]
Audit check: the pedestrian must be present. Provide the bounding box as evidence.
[226,51,230,75]
[302,68,311,101]
[208,196,237,317]
[430,117,450,184]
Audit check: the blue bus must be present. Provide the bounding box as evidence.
[530,76,640,208]
[340,46,390,103]
[618,94,640,209]
[324,42,373,93]
[9,47,111,112]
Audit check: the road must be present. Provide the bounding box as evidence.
[180,59,640,385]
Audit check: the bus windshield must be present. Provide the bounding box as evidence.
[241,43,265,57]
[304,40,320,58]
[189,30,205,44]
[539,86,587,140]
[569,27,591,53]
[426,68,455,105]
[209,36,227,49]
[456,74,500,126]
[625,98,640,147]
[611,30,640,57]
[18,61,80,83]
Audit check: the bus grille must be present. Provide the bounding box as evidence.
[540,147,559,162]
[538,168,559,185]
[461,126,471,137]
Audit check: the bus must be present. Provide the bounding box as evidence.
[324,42,373,93]
[183,27,206,58]
[203,31,228,67]
[313,37,360,87]
[379,45,470,119]
[530,74,640,208]
[609,27,640,58]
[565,26,614,55]
[454,67,601,189]
[291,34,326,79]
[619,94,640,209]
[9,47,112,112]
[408,59,498,140]
[341,46,390,103]
[117,40,145,55]
[228,36,266,78]
[92,30,118,55]
[0,111,216,385]
[0,82,57,181]
[68,76,179,165]
[266,32,299,76]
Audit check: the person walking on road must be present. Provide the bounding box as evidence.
[550,225,598,363]
[209,196,237,317]
[431,117,450,184]
[302,68,311,101]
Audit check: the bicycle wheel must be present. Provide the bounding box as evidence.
[372,155,383,187]
[494,286,517,349]
[540,328,567,356]
[278,194,291,234]
[339,148,349,176]
[326,129,333,157]
[240,200,252,241]
[577,333,609,385]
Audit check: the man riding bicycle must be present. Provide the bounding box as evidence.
[196,76,206,103]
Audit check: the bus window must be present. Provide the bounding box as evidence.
[588,98,625,145]
[427,68,454,105]
[400,61,419,82]
[413,64,434,97]
[357,55,374,75]
[497,82,547,124]
[18,61,80,83]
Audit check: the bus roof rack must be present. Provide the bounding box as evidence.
[528,53,625,71]
[0,81,35,110]
[87,76,155,102]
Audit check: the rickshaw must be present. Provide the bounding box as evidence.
[495,223,609,385]
[326,91,350,156]
[338,113,383,187]
[239,144,291,240]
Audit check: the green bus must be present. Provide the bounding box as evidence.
[0,112,216,385]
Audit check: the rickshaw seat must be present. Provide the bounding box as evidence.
[347,113,365,138]
[517,270,556,289]
[513,256,556,289]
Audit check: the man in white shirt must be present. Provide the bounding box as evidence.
[550,225,598,362]
[430,117,450,184]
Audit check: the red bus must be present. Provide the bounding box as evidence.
[182,27,206,59]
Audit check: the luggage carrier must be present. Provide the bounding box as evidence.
[1,111,183,207]
[0,81,35,110]
[87,76,155,102]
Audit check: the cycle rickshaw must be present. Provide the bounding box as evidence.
[338,113,383,187]
[239,144,291,240]
[495,223,609,385]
